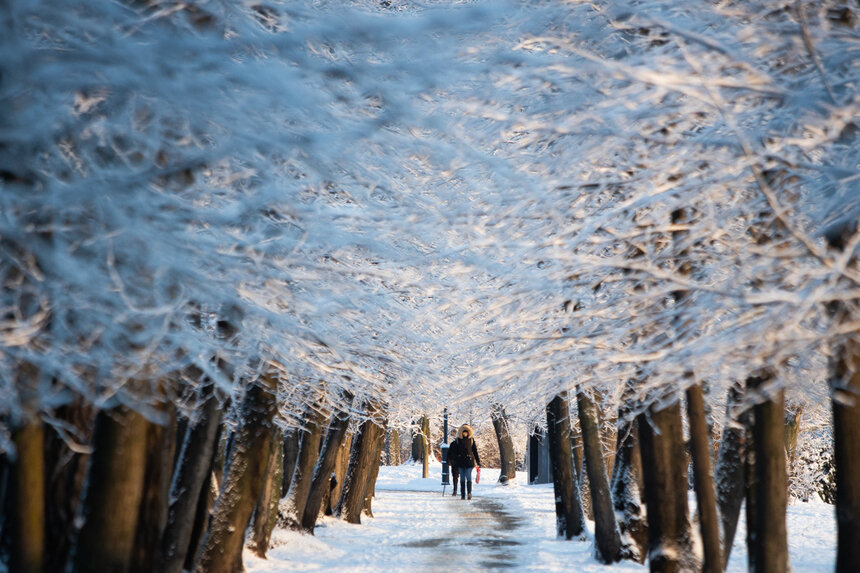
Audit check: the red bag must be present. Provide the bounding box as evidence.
[476,467,481,484]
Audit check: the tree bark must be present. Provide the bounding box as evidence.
[577,388,622,563]
[784,404,802,473]
[685,383,721,573]
[746,373,789,573]
[611,382,647,563]
[282,399,327,527]
[410,414,430,477]
[45,401,93,573]
[384,428,401,466]
[491,404,517,484]
[826,223,860,572]
[159,382,222,573]
[831,338,860,573]
[72,404,149,573]
[301,391,354,533]
[192,377,278,573]
[637,399,695,572]
[570,419,592,521]
[420,415,430,478]
[715,381,747,568]
[363,420,386,518]
[281,428,300,497]
[182,466,219,573]
[131,389,177,573]
[250,427,283,557]
[410,416,423,463]
[745,397,758,573]
[9,361,46,573]
[0,452,10,567]
[545,393,586,539]
[11,418,45,573]
[328,433,352,515]
[337,402,384,524]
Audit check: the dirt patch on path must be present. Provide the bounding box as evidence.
[398,493,525,570]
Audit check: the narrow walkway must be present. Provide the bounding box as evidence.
[399,491,526,570]
[245,486,535,573]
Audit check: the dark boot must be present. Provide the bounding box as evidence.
[467,480,472,500]
[460,479,466,499]
[452,473,458,496]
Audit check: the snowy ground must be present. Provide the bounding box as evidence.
[245,462,836,572]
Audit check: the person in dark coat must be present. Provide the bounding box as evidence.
[447,429,460,496]
[453,424,481,500]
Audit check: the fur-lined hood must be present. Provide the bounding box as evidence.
[457,424,474,439]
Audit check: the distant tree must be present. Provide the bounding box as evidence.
[491,404,517,484]
[545,393,585,540]
[576,388,623,563]
[336,401,386,525]
[302,390,354,533]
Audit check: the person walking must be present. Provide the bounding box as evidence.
[453,424,481,500]
[447,429,460,496]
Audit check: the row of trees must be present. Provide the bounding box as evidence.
[439,1,858,571]
[0,1,491,571]
[1,0,858,571]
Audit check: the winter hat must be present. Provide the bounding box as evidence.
[458,424,474,439]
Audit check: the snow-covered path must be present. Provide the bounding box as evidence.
[245,464,836,572]
[245,465,646,572]
[245,487,537,572]
[368,490,525,570]
[394,492,526,570]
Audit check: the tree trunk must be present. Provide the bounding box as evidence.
[281,429,300,497]
[611,382,647,563]
[159,382,223,573]
[826,223,860,573]
[363,420,386,518]
[715,381,747,568]
[569,419,592,521]
[491,404,517,484]
[784,404,802,473]
[577,389,622,563]
[45,401,93,573]
[9,361,45,573]
[0,453,10,567]
[384,428,401,466]
[192,377,278,573]
[410,417,423,463]
[410,415,430,477]
[637,398,695,572]
[328,433,352,515]
[744,398,758,573]
[746,374,789,573]
[685,383,721,573]
[337,402,384,524]
[131,390,177,573]
[420,415,430,478]
[282,400,327,527]
[831,338,860,572]
[545,392,586,540]
[11,418,45,573]
[250,427,283,557]
[183,467,219,573]
[571,423,584,482]
[301,392,354,533]
[72,404,149,573]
